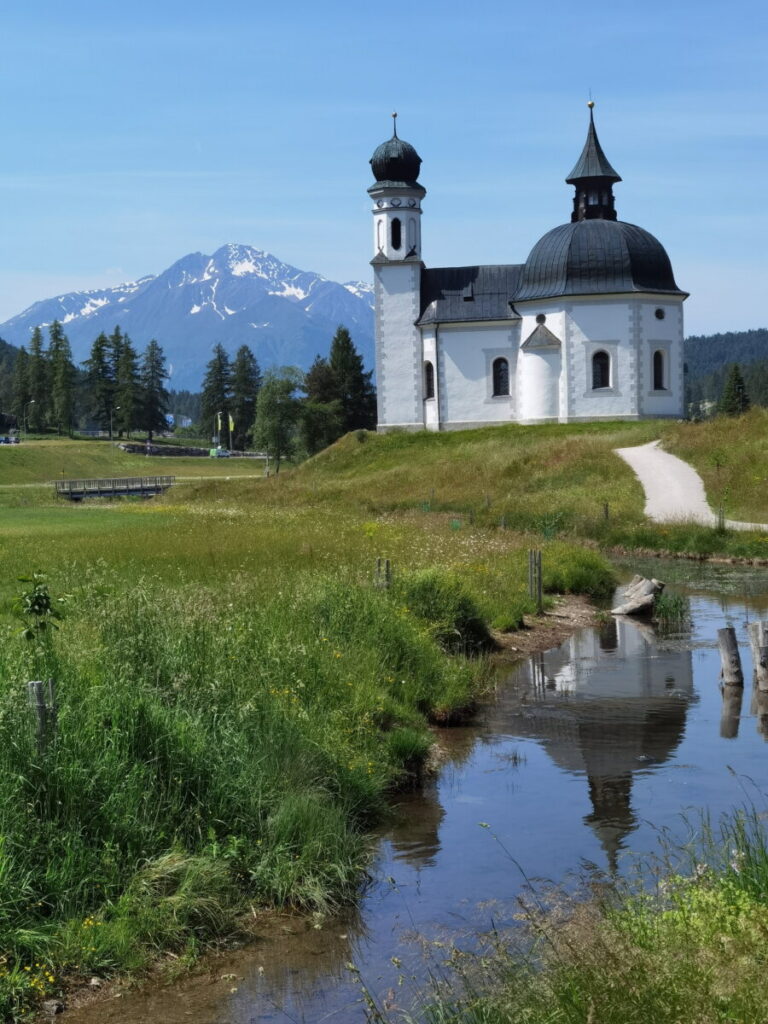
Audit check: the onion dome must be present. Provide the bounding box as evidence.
[515,220,685,302]
[369,113,422,188]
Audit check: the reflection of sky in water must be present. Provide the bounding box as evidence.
[68,569,768,1024]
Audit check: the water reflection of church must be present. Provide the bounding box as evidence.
[504,616,695,871]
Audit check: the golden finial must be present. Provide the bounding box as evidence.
[587,100,595,109]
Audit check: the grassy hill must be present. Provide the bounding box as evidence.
[0,437,264,486]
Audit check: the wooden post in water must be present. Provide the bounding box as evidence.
[747,621,768,690]
[717,626,743,685]
[720,683,744,739]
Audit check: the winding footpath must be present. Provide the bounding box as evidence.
[615,440,768,533]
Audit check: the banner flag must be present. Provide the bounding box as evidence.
[228,414,235,433]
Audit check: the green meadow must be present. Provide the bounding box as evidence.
[0,415,765,1018]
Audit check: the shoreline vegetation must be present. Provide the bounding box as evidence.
[0,413,765,1019]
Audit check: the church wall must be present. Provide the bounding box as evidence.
[436,324,517,429]
[421,328,439,431]
[637,300,685,418]
[565,299,639,421]
[374,262,424,431]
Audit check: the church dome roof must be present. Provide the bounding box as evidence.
[370,133,422,187]
[514,219,685,302]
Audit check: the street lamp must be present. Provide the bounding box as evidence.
[109,405,121,440]
[23,400,35,441]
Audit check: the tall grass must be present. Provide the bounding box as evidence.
[0,563,492,1017]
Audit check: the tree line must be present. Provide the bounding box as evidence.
[1,321,375,460]
[6,323,171,439]
[201,325,375,463]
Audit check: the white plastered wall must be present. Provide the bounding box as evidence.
[436,323,518,429]
[374,262,424,431]
[637,299,685,418]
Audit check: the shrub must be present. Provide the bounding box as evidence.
[395,569,493,654]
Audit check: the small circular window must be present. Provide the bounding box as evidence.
[655,308,665,320]
[536,313,546,325]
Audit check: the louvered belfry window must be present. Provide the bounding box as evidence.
[492,357,510,396]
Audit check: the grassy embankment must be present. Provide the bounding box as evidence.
[375,811,768,1024]
[0,432,617,1019]
[0,414,764,1017]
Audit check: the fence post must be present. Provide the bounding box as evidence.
[27,680,56,753]
[603,502,610,521]
[528,550,543,614]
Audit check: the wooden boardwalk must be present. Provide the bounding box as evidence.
[55,476,175,501]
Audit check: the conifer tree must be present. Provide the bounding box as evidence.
[113,335,140,437]
[230,345,262,450]
[201,344,232,443]
[719,363,751,417]
[27,327,48,432]
[11,346,30,426]
[83,332,115,436]
[328,325,376,432]
[48,321,76,435]
[301,355,344,454]
[139,340,170,441]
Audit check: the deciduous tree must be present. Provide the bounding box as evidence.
[253,368,302,473]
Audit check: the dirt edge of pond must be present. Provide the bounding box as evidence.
[492,593,602,658]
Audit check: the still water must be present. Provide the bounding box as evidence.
[69,562,768,1023]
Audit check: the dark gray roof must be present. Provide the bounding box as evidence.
[514,220,686,302]
[418,265,523,325]
[566,109,622,184]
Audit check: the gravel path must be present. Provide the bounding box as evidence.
[615,440,768,532]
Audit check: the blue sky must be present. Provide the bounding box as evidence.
[1,0,766,336]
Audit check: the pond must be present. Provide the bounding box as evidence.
[67,561,768,1023]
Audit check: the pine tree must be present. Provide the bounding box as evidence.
[301,355,344,454]
[11,346,30,426]
[139,340,170,441]
[83,332,115,435]
[719,363,751,417]
[230,345,262,450]
[253,368,302,473]
[201,344,232,443]
[328,325,376,432]
[27,327,48,432]
[48,321,76,435]
[113,335,140,437]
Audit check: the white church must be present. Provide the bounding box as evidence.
[368,105,687,431]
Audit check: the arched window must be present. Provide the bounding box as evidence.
[424,360,435,399]
[653,350,665,390]
[391,217,402,251]
[492,357,510,396]
[592,350,610,390]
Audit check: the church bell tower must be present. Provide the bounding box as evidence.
[368,115,426,431]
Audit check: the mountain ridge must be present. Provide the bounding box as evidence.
[0,244,375,390]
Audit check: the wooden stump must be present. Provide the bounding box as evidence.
[717,626,743,685]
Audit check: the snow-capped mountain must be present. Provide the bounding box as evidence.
[0,245,375,389]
